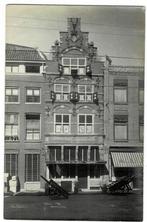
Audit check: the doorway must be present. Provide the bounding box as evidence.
[78,165,88,189]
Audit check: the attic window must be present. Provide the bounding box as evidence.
[25,65,40,73]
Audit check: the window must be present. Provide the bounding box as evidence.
[6,65,19,73]
[25,65,40,73]
[139,80,144,104]
[64,146,76,162]
[78,146,88,161]
[5,113,19,141]
[114,79,128,104]
[26,114,40,140]
[90,146,99,161]
[26,88,40,103]
[62,58,86,75]
[139,115,144,141]
[5,154,18,176]
[90,165,101,178]
[25,154,40,181]
[78,114,93,134]
[49,164,62,178]
[78,85,93,102]
[62,165,76,178]
[54,114,70,134]
[54,84,70,101]
[114,115,128,141]
[49,146,61,161]
[5,87,19,103]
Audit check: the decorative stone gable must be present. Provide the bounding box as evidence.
[52,18,97,62]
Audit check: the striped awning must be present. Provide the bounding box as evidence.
[111,152,143,167]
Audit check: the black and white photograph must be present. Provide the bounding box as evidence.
[3,3,145,221]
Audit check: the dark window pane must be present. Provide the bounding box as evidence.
[87,115,92,123]
[78,148,82,161]
[79,115,85,123]
[70,165,76,178]
[90,148,94,161]
[25,65,40,73]
[83,148,88,161]
[64,147,69,161]
[63,115,69,123]
[49,149,55,161]
[56,148,61,161]
[56,115,61,123]
[70,147,75,161]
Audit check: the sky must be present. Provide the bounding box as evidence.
[6,5,145,66]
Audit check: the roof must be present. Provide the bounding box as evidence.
[6,43,46,61]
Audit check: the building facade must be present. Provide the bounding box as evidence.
[5,18,144,192]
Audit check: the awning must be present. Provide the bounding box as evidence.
[111,152,143,167]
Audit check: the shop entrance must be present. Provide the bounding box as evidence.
[78,165,87,189]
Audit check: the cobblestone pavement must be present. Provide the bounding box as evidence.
[4,192,143,221]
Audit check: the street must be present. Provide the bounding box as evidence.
[4,192,143,221]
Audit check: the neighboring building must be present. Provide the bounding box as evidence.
[104,65,144,188]
[4,18,144,192]
[5,43,46,191]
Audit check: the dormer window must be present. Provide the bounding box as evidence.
[25,64,40,73]
[62,58,86,75]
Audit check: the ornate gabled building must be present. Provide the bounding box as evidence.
[4,18,144,193]
[43,18,108,192]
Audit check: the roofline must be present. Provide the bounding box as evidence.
[6,60,46,63]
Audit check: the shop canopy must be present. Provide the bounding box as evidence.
[111,152,143,168]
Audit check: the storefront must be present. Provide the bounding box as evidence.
[110,150,143,188]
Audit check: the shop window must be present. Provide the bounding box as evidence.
[139,80,144,104]
[54,114,70,134]
[26,88,40,103]
[78,85,93,102]
[114,115,128,141]
[114,79,128,104]
[90,146,99,161]
[54,84,70,101]
[62,58,86,75]
[5,154,18,176]
[49,146,61,161]
[78,146,88,161]
[26,114,40,140]
[25,154,40,181]
[64,146,76,162]
[5,87,19,103]
[62,165,76,178]
[25,65,40,73]
[139,115,144,141]
[5,113,19,141]
[90,165,101,178]
[78,114,94,134]
[49,164,62,179]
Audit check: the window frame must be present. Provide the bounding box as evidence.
[114,115,128,141]
[25,87,41,104]
[78,84,94,102]
[25,154,40,182]
[5,113,19,141]
[48,146,61,162]
[114,87,128,104]
[78,114,94,134]
[5,154,18,177]
[5,87,20,104]
[64,146,76,162]
[62,58,87,75]
[54,84,70,101]
[25,113,41,141]
[54,114,71,134]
